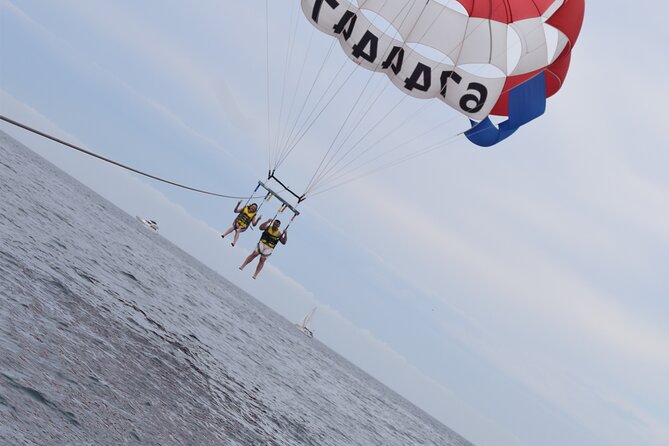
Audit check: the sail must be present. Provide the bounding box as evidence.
[299,307,317,331]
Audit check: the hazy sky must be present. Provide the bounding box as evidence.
[2,1,669,446]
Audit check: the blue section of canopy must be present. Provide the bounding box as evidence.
[465,72,547,147]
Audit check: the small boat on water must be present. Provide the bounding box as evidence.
[296,307,316,338]
[136,216,159,232]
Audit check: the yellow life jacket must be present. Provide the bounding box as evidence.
[234,206,257,228]
[260,226,281,248]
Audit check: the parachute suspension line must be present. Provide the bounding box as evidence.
[426,0,554,151]
[284,0,404,172]
[312,104,459,193]
[486,0,495,64]
[328,2,445,146]
[302,87,407,193]
[273,51,342,170]
[267,205,298,238]
[272,1,374,172]
[315,71,464,190]
[0,115,257,200]
[283,211,299,232]
[309,114,467,195]
[272,0,302,165]
[303,0,438,196]
[272,38,340,170]
[277,63,351,158]
[321,0,496,190]
[241,184,270,232]
[307,132,465,199]
[325,0,467,184]
[309,90,411,193]
[306,0,452,196]
[314,116,465,193]
[242,182,262,208]
[306,0,477,196]
[302,0,425,196]
[310,0,495,196]
[314,97,425,190]
[265,0,272,173]
[272,0,390,173]
[272,61,359,174]
[318,20,513,194]
[275,24,317,160]
[307,0,585,196]
[274,40,359,166]
[440,0,497,94]
[266,203,283,227]
[273,0,543,198]
[377,133,464,174]
[247,190,273,230]
[323,0,445,158]
[267,192,284,224]
[270,1,358,172]
[259,190,274,213]
[301,70,384,196]
[301,79,391,196]
[479,13,561,97]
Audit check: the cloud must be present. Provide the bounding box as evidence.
[327,158,669,443]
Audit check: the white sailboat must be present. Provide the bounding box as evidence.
[296,307,316,338]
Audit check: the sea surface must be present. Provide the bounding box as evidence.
[0,130,473,446]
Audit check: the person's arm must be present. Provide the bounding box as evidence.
[233,201,243,213]
[258,219,272,230]
[280,229,288,245]
[252,214,262,226]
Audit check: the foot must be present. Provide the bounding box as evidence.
[221,234,225,239]
[231,242,235,247]
[239,266,244,271]
[252,275,257,280]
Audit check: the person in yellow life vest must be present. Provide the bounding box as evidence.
[221,201,261,247]
[239,218,288,279]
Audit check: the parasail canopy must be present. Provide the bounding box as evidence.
[300,0,585,146]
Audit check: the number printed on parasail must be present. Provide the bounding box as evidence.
[301,0,585,146]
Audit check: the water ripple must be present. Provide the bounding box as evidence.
[0,130,472,445]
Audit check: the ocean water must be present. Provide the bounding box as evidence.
[0,130,473,446]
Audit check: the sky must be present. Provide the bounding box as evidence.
[2,1,669,445]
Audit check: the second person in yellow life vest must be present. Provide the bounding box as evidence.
[221,201,261,246]
[239,218,288,279]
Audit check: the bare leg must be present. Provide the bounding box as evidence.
[240,251,258,270]
[231,229,242,246]
[221,226,235,238]
[252,256,267,279]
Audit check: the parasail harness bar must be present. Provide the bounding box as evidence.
[267,170,306,204]
[259,177,301,216]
